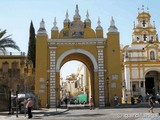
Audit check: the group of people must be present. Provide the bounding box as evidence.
[23,94,158,117]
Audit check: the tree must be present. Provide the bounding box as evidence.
[27,21,36,68]
[0,29,20,53]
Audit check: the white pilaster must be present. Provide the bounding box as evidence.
[97,46,105,107]
[49,47,57,108]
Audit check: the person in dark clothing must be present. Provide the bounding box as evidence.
[148,94,154,113]
[64,97,68,108]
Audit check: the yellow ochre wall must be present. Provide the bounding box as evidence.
[35,34,49,107]
[105,32,122,105]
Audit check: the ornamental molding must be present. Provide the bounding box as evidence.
[56,49,98,72]
[48,38,106,46]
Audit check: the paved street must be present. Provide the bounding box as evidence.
[1,106,160,120]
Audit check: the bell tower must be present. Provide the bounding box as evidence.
[132,6,158,44]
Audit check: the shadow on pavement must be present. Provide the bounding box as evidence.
[67,113,105,117]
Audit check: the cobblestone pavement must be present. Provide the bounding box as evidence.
[0,107,160,120]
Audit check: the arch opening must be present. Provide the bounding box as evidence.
[58,52,96,107]
[145,71,160,95]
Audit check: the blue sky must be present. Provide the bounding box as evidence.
[0,0,159,53]
[0,0,159,78]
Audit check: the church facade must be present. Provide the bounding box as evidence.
[122,7,160,99]
[35,5,122,108]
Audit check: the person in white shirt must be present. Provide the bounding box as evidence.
[26,98,33,119]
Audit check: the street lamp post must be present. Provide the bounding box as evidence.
[46,80,49,109]
[55,88,58,112]
[8,89,11,114]
[106,77,110,106]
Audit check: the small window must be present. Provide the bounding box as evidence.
[141,81,143,88]
[137,37,139,41]
[149,36,154,43]
[75,82,77,88]
[143,34,147,41]
[150,51,155,60]
[132,84,136,91]
[2,61,9,73]
[142,20,146,28]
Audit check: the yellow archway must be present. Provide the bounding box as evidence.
[35,5,122,108]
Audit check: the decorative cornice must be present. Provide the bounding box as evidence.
[48,38,106,46]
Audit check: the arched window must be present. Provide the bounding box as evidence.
[143,34,147,41]
[132,84,136,91]
[2,61,9,73]
[12,61,18,69]
[11,61,19,76]
[137,36,139,42]
[142,20,146,28]
[150,51,155,60]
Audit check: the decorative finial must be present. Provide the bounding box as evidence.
[66,10,69,19]
[86,10,89,19]
[110,16,115,26]
[108,16,118,33]
[40,19,45,29]
[98,17,101,26]
[142,5,144,11]
[52,17,58,30]
[147,7,149,12]
[38,19,47,34]
[138,8,140,14]
[76,5,79,12]
[64,10,70,23]
[54,17,57,27]
[153,21,155,28]
[84,10,91,23]
[96,17,102,30]
[74,4,81,19]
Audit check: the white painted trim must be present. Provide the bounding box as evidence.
[97,46,104,49]
[56,49,98,71]
[48,38,106,42]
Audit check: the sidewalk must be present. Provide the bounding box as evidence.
[66,102,160,110]
[0,108,69,120]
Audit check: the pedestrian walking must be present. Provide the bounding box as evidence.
[26,98,33,119]
[125,94,128,104]
[114,94,119,106]
[148,94,154,113]
[89,96,94,110]
[64,96,68,108]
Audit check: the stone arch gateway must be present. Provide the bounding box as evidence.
[35,5,122,108]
